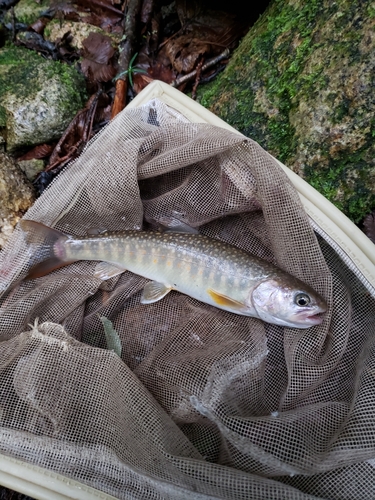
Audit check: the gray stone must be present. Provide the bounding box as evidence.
[17,159,45,181]
[0,44,86,152]
[0,153,35,249]
[4,0,50,26]
[44,20,121,50]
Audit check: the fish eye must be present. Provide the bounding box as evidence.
[294,293,311,307]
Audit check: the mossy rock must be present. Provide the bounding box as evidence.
[0,44,86,152]
[4,0,50,26]
[199,0,375,223]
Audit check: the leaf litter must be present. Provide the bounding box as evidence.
[1,0,252,193]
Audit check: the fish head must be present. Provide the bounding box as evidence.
[249,277,327,329]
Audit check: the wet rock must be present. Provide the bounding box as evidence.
[0,153,35,249]
[199,0,375,222]
[0,44,86,152]
[44,20,121,50]
[4,0,50,26]
[17,159,45,182]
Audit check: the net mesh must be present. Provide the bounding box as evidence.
[0,98,374,499]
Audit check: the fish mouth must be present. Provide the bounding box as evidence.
[296,309,326,326]
[304,314,324,325]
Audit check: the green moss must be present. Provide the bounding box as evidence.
[367,4,375,18]
[303,116,375,223]
[199,0,327,163]
[332,99,350,125]
[305,148,375,223]
[0,44,86,106]
[4,0,50,26]
[0,44,43,97]
[43,60,87,109]
[198,0,375,222]
[0,43,87,149]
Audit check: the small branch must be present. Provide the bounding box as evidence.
[111,0,142,119]
[191,56,204,100]
[111,79,127,119]
[171,48,230,88]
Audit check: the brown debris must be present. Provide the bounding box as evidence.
[171,48,230,88]
[81,32,117,83]
[111,0,143,118]
[46,90,107,173]
[51,0,123,29]
[17,144,56,162]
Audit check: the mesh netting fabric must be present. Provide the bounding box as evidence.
[0,99,374,499]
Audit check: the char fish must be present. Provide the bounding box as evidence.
[19,220,327,329]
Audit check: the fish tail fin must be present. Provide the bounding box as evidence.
[19,220,76,279]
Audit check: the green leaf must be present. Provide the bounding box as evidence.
[99,316,122,357]
[128,52,138,68]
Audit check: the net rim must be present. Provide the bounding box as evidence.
[0,453,116,500]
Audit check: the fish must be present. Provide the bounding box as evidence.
[19,219,327,329]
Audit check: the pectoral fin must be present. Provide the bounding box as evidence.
[141,281,172,304]
[94,262,126,280]
[207,289,245,311]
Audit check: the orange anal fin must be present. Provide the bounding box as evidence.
[25,258,76,280]
[207,289,245,311]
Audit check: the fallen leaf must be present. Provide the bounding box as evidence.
[147,61,175,84]
[82,31,115,63]
[99,316,122,357]
[132,72,154,94]
[81,32,117,82]
[166,34,211,73]
[17,144,56,161]
[51,0,123,28]
[165,2,247,75]
[46,91,109,172]
[28,17,51,35]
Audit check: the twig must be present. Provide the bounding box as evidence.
[191,56,204,100]
[111,0,142,119]
[171,48,230,88]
